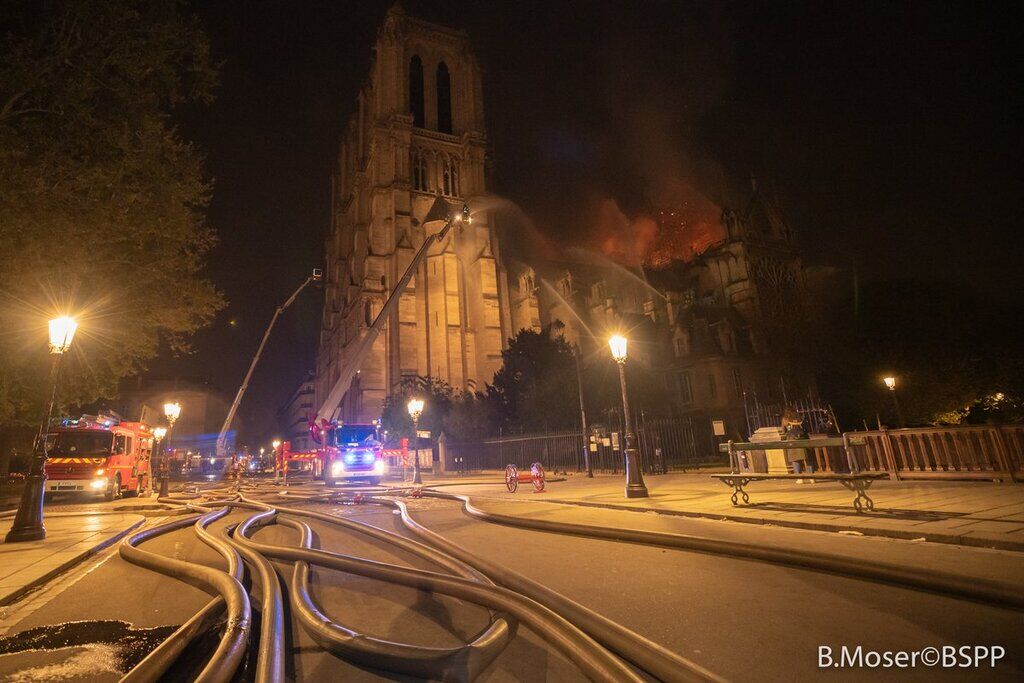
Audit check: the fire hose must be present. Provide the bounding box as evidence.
[232,507,643,683]
[118,487,659,683]
[423,490,1024,611]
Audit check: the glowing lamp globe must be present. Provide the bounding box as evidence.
[609,335,628,363]
[883,377,896,390]
[407,398,425,421]
[152,427,167,440]
[163,402,182,423]
[48,316,78,354]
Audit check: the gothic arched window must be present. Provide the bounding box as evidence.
[409,55,425,128]
[441,155,459,196]
[411,148,428,191]
[436,62,452,133]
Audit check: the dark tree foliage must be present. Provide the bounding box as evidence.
[0,0,224,426]
[379,325,680,442]
[486,326,580,432]
[381,376,455,444]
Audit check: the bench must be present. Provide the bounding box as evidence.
[712,436,889,513]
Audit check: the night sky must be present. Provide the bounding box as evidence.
[158,0,1018,443]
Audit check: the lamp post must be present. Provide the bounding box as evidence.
[6,316,78,543]
[272,439,282,481]
[407,398,425,485]
[160,401,181,497]
[609,334,649,499]
[574,344,593,477]
[150,427,166,495]
[883,376,906,428]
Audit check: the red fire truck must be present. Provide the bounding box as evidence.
[276,421,387,487]
[43,414,152,500]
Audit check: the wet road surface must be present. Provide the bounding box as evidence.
[0,482,1022,681]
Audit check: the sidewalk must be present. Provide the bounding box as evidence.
[435,472,1024,551]
[0,511,145,605]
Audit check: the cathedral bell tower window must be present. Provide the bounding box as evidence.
[437,62,452,133]
[409,55,425,128]
[442,155,459,196]
[411,149,428,191]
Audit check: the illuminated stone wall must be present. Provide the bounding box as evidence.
[316,5,511,423]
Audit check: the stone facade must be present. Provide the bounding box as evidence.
[278,372,315,452]
[509,183,810,440]
[316,5,510,423]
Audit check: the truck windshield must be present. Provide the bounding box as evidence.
[49,431,113,457]
[337,426,378,445]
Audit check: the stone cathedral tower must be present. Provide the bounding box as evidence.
[316,5,511,423]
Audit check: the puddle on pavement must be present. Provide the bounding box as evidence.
[0,620,177,673]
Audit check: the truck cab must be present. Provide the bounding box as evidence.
[322,423,386,487]
[43,415,152,500]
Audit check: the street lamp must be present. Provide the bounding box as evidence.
[151,426,166,495]
[160,401,181,497]
[574,344,593,478]
[608,334,649,498]
[882,376,906,428]
[6,316,79,542]
[407,398,425,485]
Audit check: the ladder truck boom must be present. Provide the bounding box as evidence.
[315,196,469,423]
[215,268,322,458]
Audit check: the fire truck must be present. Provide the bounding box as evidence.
[215,196,469,487]
[43,414,152,500]
[311,421,386,487]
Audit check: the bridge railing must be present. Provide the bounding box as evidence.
[809,425,1023,482]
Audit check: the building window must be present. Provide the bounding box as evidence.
[409,55,425,127]
[708,374,717,399]
[733,368,743,398]
[411,148,428,191]
[677,372,692,404]
[442,155,459,196]
[673,333,689,358]
[436,62,452,133]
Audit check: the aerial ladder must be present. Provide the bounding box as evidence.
[214,195,469,460]
[214,269,322,459]
[314,195,470,429]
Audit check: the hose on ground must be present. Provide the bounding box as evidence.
[428,490,1024,611]
[375,496,721,683]
[233,507,643,683]
[117,509,251,683]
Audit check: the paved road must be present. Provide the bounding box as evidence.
[0,482,1022,681]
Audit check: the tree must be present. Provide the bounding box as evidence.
[0,1,223,426]
[381,376,455,444]
[486,326,580,432]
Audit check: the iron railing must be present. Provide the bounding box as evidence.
[801,424,1023,482]
[445,416,724,474]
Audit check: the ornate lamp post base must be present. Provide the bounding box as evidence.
[5,475,47,542]
[624,472,649,498]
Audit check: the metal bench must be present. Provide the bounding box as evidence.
[712,436,889,513]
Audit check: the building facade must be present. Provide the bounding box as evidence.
[316,5,511,423]
[509,182,812,441]
[278,372,315,452]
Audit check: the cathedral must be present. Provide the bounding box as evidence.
[315,5,511,423]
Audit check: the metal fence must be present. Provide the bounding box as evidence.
[802,424,1023,482]
[445,416,724,474]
